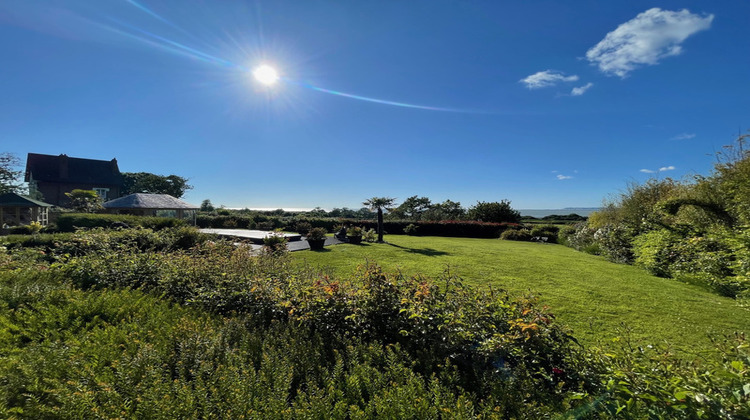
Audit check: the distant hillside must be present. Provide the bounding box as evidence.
[519,208,599,218]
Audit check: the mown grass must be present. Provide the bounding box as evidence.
[293,235,750,353]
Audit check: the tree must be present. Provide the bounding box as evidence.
[65,189,103,213]
[423,199,466,221]
[363,197,396,243]
[467,200,521,223]
[122,172,192,198]
[200,199,214,212]
[388,196,432,221]
[0,153,23,195]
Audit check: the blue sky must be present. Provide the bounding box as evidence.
[1,1,748,210]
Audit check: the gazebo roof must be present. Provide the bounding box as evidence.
[103,193,198,210]
[0,192,53,207]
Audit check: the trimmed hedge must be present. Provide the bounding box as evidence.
[339,219,520,238]
[56,213,187,232]
[195,214,519,238]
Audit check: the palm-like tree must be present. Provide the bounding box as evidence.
[363,197,396,243]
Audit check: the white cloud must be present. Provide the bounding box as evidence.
[672,133,696,140]
[520,70,579,89]
[571,83,594,96]
[586,8,713,77]
[557,174,573,180]
[641,166,675,174]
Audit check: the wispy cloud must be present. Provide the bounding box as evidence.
[640,166,676,174]
[586,8,713,77]
[571,83,594,96]
[520,70,579,89]
[671,133,696,140]
[557,174,573,180]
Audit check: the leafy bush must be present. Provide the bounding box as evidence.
[594,224,634,263]
[632,229,681,277]
[564,223,602,255]
[306,227,327,241]
[530,225,560,243]
[403,223,419,235]
[295,221,312,235]
[362,228,377,242]
[262,232,288,255]
[500,228,532,241]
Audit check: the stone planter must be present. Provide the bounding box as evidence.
[347,235,362,244]
[307,238,326,250]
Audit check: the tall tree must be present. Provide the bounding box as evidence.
[0,153,23,195]
[122,172,192,198]
[467,200,521,223]
[388,195,432,220]
[363,197,396,243]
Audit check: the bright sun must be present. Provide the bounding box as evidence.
[253,65,279,86]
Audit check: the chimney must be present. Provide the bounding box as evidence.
[111,158,119,174]
[59,154,69,179]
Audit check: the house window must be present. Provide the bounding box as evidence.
[93,188,110,200]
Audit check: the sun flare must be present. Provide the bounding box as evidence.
[253,65,279,86]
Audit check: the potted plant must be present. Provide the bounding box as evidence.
[347,226,363,244]
[306,227,328,250]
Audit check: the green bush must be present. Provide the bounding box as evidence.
[530,225,560,243]
[500,228,532,241]
[295,221,312,235]
[633,229,681,277]
[403,223,419,235]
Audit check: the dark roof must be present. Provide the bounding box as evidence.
[0,192,53,207]
[103,193,198,210]
[25,153,123,185]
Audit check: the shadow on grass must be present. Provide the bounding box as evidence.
[386,242,450,257]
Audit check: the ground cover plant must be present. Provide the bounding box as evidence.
[293,235,750,353]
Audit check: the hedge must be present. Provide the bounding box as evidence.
[56,213,187,232]
[339,219,520,238]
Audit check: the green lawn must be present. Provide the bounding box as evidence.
[293,235,750,353]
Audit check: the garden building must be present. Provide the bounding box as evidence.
[103,193,198,223]
[0,192,53,227]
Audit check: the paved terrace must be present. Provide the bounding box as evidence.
[199,229,343,252]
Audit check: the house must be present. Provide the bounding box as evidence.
[25,153,124,207]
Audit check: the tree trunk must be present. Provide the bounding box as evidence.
[377,208,384,242]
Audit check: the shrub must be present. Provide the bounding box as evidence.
[403,223,419,235]
[295,221,312,235]
[362,228,377,242]
[262,232,288,255]
[306,227,327,241]
[594,224,634,263]
[500,228,532,241]
[632,229,681,277]
[530,225,559,243]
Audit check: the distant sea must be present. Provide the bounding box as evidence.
[519,208,599,218]
[233,207,600,218]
